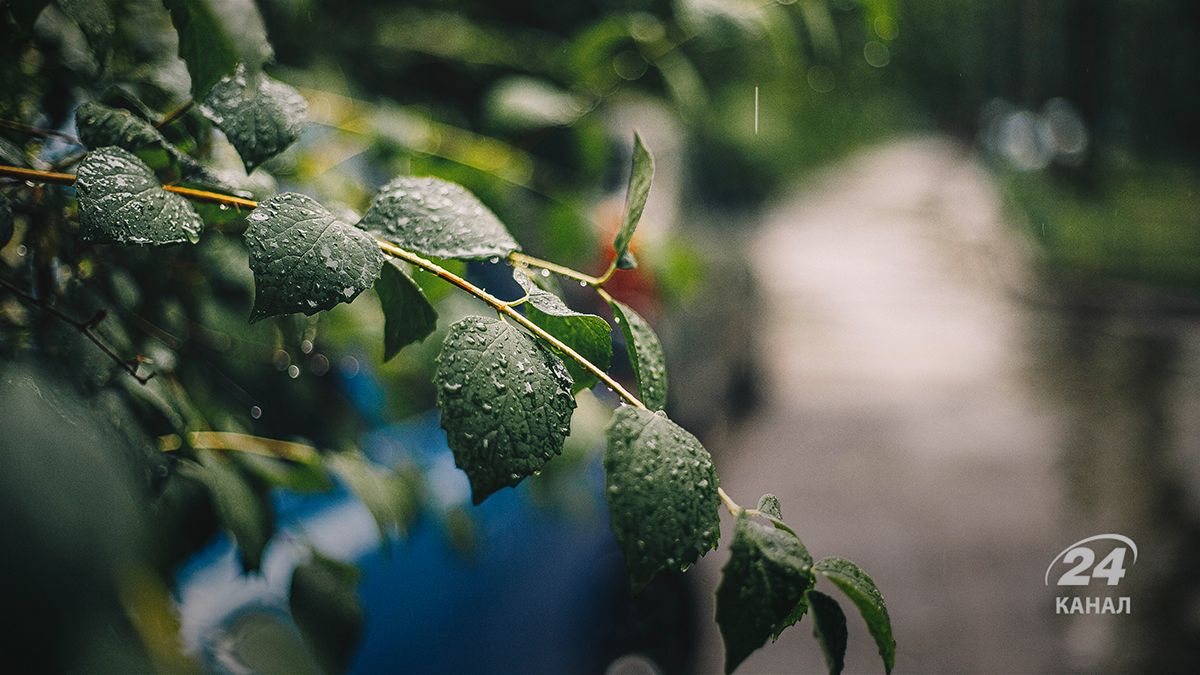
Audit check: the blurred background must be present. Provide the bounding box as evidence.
[3,0,1199,673]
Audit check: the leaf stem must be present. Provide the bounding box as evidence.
[0,118,81,144]
[718,486,742,516]
[0,276,154,384]
[381,242,647,410]
[0,162,647,408]
[508,251,604,286]
[159,431,320,464]
[155,100,195,129]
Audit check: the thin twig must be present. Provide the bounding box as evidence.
[0,276,153,384]
[509,251,604,286]
[155,100,194,129]
[0,118,81,144]
[0,163,644,406]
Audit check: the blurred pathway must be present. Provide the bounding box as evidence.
[693,137,1067,673]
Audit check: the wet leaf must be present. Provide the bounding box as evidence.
[76,102,178,173]
[290,552,364,675]
[610,299,668,410]
[612,133,653,268]
[716,512,814,674]
[183,449,274,572]
[74,147,204,245]
[243,193,384,322]
[757,493,783,520]
[514,268,612,392]
[327,451,420,539]
[359,176,520,260]
[814,556,896,674]
[376,260,437,361]
[604,407,719,590]
[201,65,308,172]
[807,589,848,675]
[435,316,576,503]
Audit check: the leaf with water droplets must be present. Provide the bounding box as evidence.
[376,260,438,361]
[807,589,849,675]
[201,64,308,172]
[243,193,384,322]
[75,146,204,245]
[76,102,180,173]
[609,299,668,410]
[716,512,814,674]
[359,176,520,260]
[612,133,653,269]
[757,493,783,520]
[814,556,896,674]
[435,316,576,503]
[513,268,612,392]
[604,407,719,590]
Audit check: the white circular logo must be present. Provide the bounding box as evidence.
[1045,534,1138,587]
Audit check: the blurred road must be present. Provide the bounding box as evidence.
[690,137,1200,674]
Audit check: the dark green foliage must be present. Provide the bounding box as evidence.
[612,132,653,269]
[183,449,275,572]
[162,0,240,98]
[376,260,438,361]
[610,299,668,410]
[359,176,521,260]
[327,451,421,539]
[435,316,576,503]
[715,512,814,674]
[815,556,896,674]
[201,65,308,172]
[0,195,12,247]
[808,590,849,675]
[604,407,720,590]
[243,192,384,321]
[56,0,113,63]
[513,268,612,392]
[76,102,177,173]
[289,552,365,674]
[74,147,204,245]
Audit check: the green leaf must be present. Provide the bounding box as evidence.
[814,556,896,674]
[327,451,420,539]
[74,146,204,245]
[435,316,576,504]
[609,299,668,410]
[243,193,385,322]
[201,65,308,172]
[236,453,333,493]
[757,493,783,520]
[289,552,364,675]
[162,0,239,98]
[376,260,437,361]
[359,176,521,260]
[513,269,612,392]
[185,449,274,572]
[612,132,653,268]
[0,195,13,248]
[604,407,719,590]
[56,0,113,63]
[76,102,178,172]
[807,589,849,675]
[715,512,814,674]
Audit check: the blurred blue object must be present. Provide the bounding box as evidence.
[174,410,629,674]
